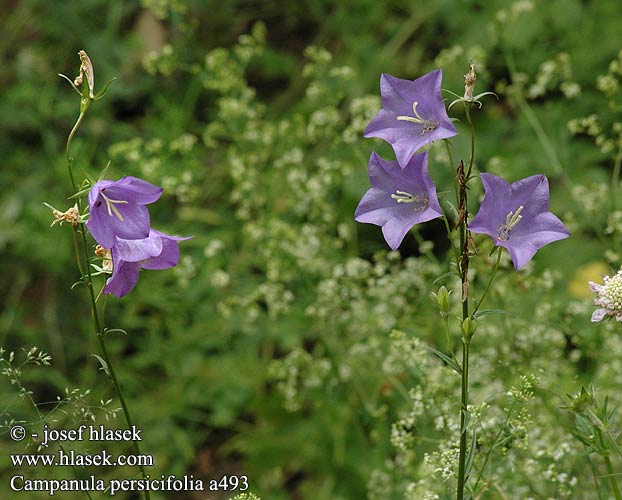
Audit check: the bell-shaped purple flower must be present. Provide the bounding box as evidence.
[469,173,569,270]
[103,229,192,298]
[354,151,443,250]
[87,176,163,249]
[364,70,458,169]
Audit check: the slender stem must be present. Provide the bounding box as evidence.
[464,104,476,178]
[503,50,563,175]
[457,338,470,500]
[456,159,471,500]
[66,111,86,194]
[472,248,502,316]
[589,453,605,500]
[66,110,151,500]
[473,400,517,493]
[445,139,460,207]
[604,453,622,500]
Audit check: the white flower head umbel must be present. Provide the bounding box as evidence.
[590,270,622,322]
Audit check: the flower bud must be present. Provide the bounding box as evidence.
[461,317,477,341]
[436,286,450,318]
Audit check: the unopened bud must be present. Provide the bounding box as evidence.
[436,286,450,318]
[461,317,477,341]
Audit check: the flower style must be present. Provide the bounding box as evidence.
[103,229,192,298]
[87,176,163,249]
[469,173,569,269]
[589,271,622,322]
[354,151,443,250]
[364,70,458,168]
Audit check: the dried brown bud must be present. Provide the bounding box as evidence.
[464,63,476,101]
[95,245,113,272]
[75,50,94,98]
[51,207,80,227]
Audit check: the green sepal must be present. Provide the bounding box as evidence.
[58,73,82,96]
[94,78,116,101]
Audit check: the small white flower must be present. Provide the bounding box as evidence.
[590,269,622,322]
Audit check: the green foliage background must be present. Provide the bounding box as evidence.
[1,0,622,498]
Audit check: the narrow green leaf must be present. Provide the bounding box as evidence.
[91,354,110,376]
[68,187,92,200]
[433,271,459,285]
[465,429,478,480]
[104,328,128,336]
[473,309,507,319]
[424,345,462,375]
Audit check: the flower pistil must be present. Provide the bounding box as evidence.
[98,189,129,221]
[390,190,429,210]
[396,101,440,135]
[496,206,524,242]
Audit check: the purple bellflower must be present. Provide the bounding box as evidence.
[469,173,569,270]
[354,151,443,250]
[589,271,622,322]
[87,176,163,249]
[364,70,458,169]
[103,229,192,298]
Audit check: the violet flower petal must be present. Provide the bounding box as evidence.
[103,254,140,298]
[364,70,457,168]
[355,151,443,250]
[469,173,569,269]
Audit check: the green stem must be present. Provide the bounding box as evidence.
[456,338,470,500]
[503,50,563,175]
[66,110,151,500]
[456,160,470,500]
[464,104,476,178]
[604,453,622,500]
[473,400,517,493]
[472,248,502,316]
[444,139,459,207]
[588,453,605,500]
[66,111,86,194]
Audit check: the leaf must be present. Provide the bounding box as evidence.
[433,271,459,285]
[473,309,507,319]
[68,186,92,200]
[424,345,462,375]
[97,161,112,183]
[464,429,478,481]
[91,354,110,377]
[104,328,128,336]
[461,408,471,436]
[70,281,85,290]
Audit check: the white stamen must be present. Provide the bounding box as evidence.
[100,192,128,222]
[396,101,440,135]
[497,206,524,241]
[390,190,429,211]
